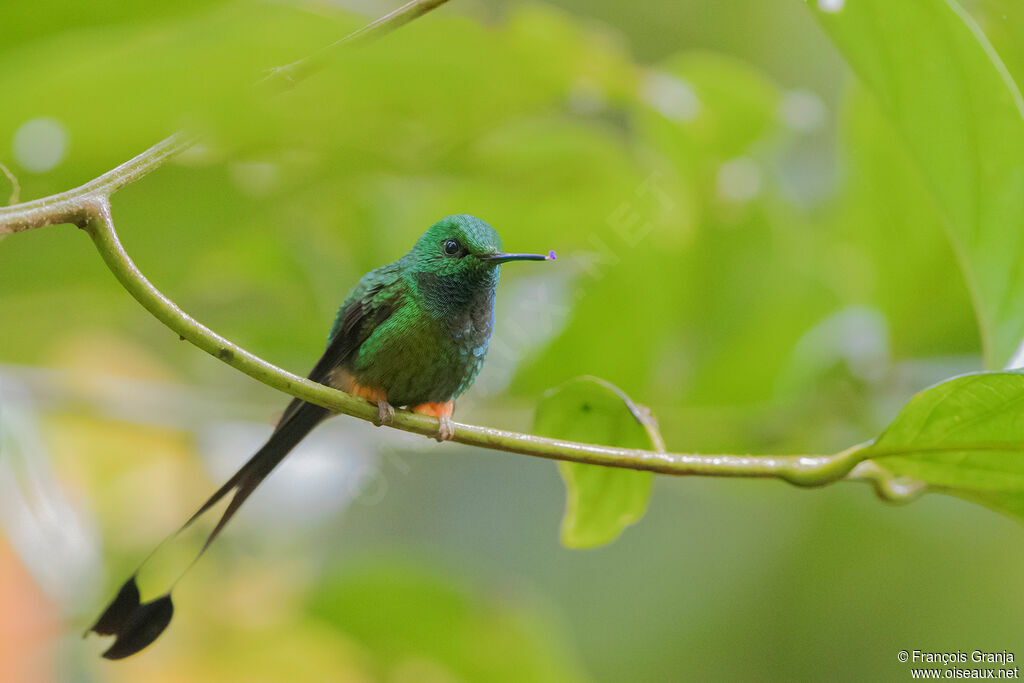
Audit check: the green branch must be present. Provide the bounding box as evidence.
[12,191,869,486]
[0,0,898,490]
[85,200,883,484]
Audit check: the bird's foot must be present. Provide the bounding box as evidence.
[410,401,456,442]
[375,400,396,427]
[436,416,455,442]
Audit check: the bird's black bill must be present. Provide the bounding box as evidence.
[481,250,556,264]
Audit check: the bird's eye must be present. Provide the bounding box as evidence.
[442,239,462,256]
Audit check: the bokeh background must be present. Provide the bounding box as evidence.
[1,0,1022,680]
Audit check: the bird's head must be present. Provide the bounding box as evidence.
[407,214,553,287]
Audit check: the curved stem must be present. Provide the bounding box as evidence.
[79,200,867,485]
[846,459,929,503]
[0,0,879,490]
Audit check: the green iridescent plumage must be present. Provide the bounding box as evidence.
[88,214,552,659]
[332,214,506,405]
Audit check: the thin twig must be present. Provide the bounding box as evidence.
[262,0,451,89]
[0,162,20,205]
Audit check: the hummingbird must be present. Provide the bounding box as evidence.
[87,214,554,659]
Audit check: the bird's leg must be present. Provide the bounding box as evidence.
[437,416,454,442]
[410,401,456,442]
[376,399,396,426]
[334,374,393,427]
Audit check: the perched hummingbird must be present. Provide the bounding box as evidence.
[87,214,553,659]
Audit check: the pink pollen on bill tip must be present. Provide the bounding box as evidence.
[548,250,556,260]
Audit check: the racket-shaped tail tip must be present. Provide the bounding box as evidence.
[87,576,175,659]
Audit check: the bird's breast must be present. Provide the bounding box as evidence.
[344,292,495,407]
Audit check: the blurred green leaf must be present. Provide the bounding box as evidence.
[814,0,1024,369]
[834,84,978,358]
[307,557,586,683]
[865,372,1024,521]
[534,376,660,548]
[0,0,223,55]
[636,51,781,162]
[973,0,1024,92]
[4,1,1024,679]
[0,3,356,185]
[516,50,844,419]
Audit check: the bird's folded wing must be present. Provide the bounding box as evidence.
[276,263,404,427]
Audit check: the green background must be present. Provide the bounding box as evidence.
[0,0,1020,680]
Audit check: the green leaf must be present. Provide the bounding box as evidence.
[835,84,978,358]
[533,376,661,548]
[863,372,1024,521]
[814,0,1024,369]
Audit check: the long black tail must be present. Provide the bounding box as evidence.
[87,401,329,659]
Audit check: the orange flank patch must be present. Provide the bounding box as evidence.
[347,381,387,404]
[329,369,387,403]
[410,401,455,419]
